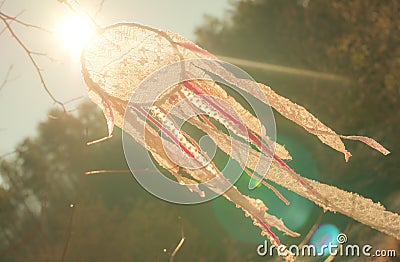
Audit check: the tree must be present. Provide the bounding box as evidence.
[0,102,260,261]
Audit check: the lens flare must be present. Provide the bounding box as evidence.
[213,137,317,243]
[310,224,340,256]
[58,14,93,57]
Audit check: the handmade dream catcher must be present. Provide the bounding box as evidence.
[64,2,399,261]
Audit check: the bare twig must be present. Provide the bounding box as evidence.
[29,51,61,64]
[0,65,13,91]
[60,202,76,262]
[60,127,89,262]
[0,14,66,111]
[84,169,156,175]
[63,95,85,105]
[170,220,185,262]
[84,169,132,175]
[0,11,53,34]
[0,10,25,37]
[0,150,16,160]
[298,212,323,249]
[86,135,112,145]
[66,108,80,114]
[94,0,105,19]
[47,114,59,120]
[59,0,101,33]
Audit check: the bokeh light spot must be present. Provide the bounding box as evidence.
[213,136,319,243]
[309,224,340,256]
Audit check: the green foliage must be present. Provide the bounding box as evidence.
[0,102,263,261]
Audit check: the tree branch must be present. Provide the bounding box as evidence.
[0,65,13,91]
[94,0,105,19]
[0,13,66,111]
[170,219,185,262]
[0,10,24,37]
[0,11,53,34]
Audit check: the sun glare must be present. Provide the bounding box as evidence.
[58,14,94,57]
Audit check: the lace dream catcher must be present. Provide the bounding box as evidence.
[67,2,399,260]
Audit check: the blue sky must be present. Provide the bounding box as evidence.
[0,0,231,154]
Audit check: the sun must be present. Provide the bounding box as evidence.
[58,14,94,57]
